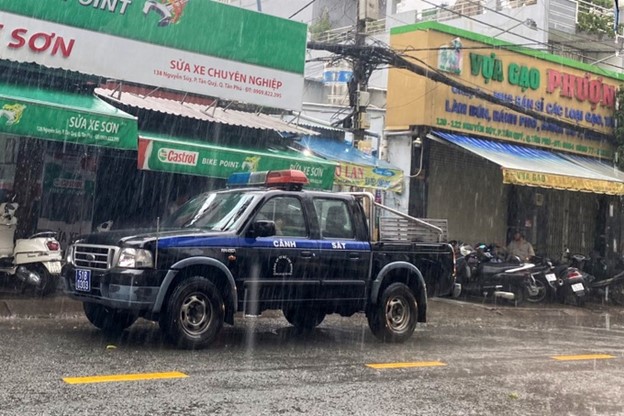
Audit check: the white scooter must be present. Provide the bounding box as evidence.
[0,199,63,296]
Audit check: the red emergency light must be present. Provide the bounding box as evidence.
[227,169,309,190]
[265,170,309,188]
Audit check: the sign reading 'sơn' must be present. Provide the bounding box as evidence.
[0,0,307,110]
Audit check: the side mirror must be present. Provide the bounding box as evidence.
[97,220,113,232]
[248,220,276,238]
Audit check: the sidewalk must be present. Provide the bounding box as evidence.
[0,291,83,318]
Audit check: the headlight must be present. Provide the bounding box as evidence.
[66,244,74,264]
[117,248,154,268]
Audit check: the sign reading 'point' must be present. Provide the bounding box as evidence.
[158,148,198,166]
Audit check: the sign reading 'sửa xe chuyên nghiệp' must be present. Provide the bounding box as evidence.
[0,0,306,111]
[138,136,336,190]
[387,23,624,158]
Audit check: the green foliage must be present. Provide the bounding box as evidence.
[576,0,615,36]
[309,8,332,41]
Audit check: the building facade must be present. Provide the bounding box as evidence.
[386,22,624,259]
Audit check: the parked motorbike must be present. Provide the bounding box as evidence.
[455,243,539,306]
[0,198,62,295]
[528,256,587,306]
[568,253,624,305]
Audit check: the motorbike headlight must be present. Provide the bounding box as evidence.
[117,248,154,269]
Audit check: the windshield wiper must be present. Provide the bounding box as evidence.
[219,199,253,231]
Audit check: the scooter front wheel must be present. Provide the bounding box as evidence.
[35,266,57,297]
[609,282,624,306]
[526,278,549,304]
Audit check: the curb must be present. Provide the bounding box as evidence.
[0,293,83,318]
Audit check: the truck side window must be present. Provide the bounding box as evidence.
[313,199,355,240]
[255,196,307,237]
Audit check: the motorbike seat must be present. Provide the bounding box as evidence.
[29,231,56,239]
[480,262,518,275]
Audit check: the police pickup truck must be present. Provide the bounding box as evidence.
[63,170,455,349]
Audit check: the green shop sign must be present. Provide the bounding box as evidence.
[0,84,138,149]
[0,0,306,74]
[470,53,541,92]
[138,135,336,190]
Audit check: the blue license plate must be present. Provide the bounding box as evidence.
[75,269,91,292]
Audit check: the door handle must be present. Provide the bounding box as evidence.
[300,251,314,258]
[348,252,360,260]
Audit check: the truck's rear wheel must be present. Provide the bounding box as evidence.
[283,307,325,331]
[83,303,137,333]
[160,277,224,349]
[367,283,418,343]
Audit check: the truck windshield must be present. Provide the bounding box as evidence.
[164,191,257,231]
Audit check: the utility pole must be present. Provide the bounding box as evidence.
[350,0,378,147]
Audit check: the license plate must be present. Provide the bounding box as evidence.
[75,269,91,292]
[571,282,584,293]
[545,273,557,282]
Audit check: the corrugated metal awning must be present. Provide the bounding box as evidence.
[95,88,317,136]
[299,136,404,192]
[280,113,345,133]
[431,131,624,195]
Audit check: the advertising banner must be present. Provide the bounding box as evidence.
[0,1,307,110]
[0,85,138,149]
[502,169,624,195]
[138,135,335,190]
[387,22,624,158]
[334,162,404,192]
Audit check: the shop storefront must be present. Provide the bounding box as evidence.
[386,22,624,259]
[0,81,138,245]
[0,1,313,245]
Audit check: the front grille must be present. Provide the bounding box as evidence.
[73,244,118,270]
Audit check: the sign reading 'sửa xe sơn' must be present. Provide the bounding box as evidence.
[0,0,307,111]
[0,97,137,149]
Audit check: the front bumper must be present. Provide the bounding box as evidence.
[62,263,167,311]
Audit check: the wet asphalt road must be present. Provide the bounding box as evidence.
[2,298,624,416]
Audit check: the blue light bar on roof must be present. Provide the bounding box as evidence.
[227,171,269,188]
[226,170,309,189]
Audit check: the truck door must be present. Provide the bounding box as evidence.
[313,197,371,303]
[238,195,319,309]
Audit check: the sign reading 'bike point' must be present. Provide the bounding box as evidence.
[138,135,336,190]
[0,0,307,111]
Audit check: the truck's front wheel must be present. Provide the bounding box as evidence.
[160,277,224,349]
[368,283,418,343]
[283,307,325,331]
[83,303,137,333]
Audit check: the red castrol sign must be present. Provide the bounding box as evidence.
[157,148,198,166]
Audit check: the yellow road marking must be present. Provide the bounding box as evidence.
[366,361,447,369]
[552,354,615,361]
[63,371,188,385]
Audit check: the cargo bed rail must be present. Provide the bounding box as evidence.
[344,192,448,243]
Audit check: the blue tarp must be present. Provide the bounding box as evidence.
[299,136,399,170]
[431,131,624,194]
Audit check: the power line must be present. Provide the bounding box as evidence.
[307,41,612,142]
[418,0,624,72]
[289,0,317,19]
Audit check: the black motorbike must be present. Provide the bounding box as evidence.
[455,243,539,306]
[528,256,587,306]
[569,253,624,305]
